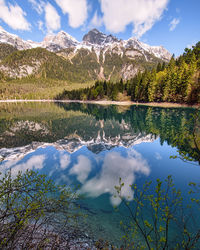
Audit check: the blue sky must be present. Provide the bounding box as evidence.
[0,0,199,56]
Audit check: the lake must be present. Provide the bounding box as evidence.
[0,102,199,247]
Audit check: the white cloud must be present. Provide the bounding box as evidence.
[69,155,92,183]
[54,0,88,28]
[90,11,103,28]
[28,0,45,15]
[169,18,180,31]
[80,150,150,206]
[99,0,169,38]
[0,0,30,30]
[44,2,61,33]
[38,20,45,33]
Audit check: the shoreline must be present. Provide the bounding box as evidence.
[0,99,199,108]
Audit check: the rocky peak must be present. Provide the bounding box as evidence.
[83,29,119,45]
[0,26,31,50]
[43,31,79,49]
[125,37,171,61]
[125,37,143,50]
[56,30,78,43]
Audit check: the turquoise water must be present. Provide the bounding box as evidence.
[0,102,199,247]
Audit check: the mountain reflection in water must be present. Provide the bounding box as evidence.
[0,102,199,163]
[0,102,199,245]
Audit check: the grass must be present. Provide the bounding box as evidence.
[0,78,95,99]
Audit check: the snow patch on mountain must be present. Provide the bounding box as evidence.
[125,37,171,61]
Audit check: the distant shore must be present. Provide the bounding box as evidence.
[0,99,199,108]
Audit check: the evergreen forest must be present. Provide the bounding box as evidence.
[57,42,200,104]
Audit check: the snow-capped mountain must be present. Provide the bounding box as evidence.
[124,37,171,61]
[42,31,79,51]
[0,26,32,50]
[82,29,171,61]
[0,26,80,52]
[0,26,171,61]
[0,27,172,80]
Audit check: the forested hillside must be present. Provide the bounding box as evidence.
[0,43,17,61]
[0,41,165,83]
[0,47,86,81]
[57,42,200,104]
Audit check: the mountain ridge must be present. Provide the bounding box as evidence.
[0,27,171,61]
[0,27,172,82]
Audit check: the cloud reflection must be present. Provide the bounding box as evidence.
[155,152,162,160]
[69,155,92,183]
[80,150,150,206]
[59,151,71,169]
[0,155,46,177]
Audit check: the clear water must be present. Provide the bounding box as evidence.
[0,102,199,247]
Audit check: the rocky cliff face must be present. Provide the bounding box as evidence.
[83,28,119,45]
